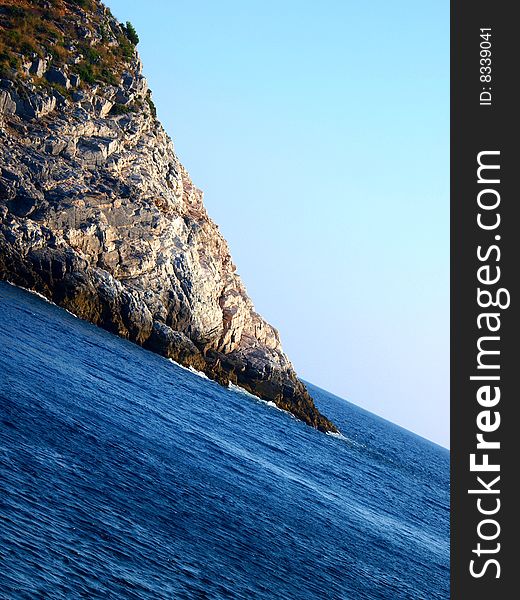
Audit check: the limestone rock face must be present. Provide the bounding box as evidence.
[0,0,336,433]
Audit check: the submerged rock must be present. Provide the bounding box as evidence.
[0,0,337,433]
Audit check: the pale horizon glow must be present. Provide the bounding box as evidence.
[108,0,449,447]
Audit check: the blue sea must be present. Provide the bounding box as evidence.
[0,281,449,599]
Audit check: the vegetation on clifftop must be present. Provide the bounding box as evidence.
[0,0,138,86]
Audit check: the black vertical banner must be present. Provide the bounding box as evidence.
[451,2,518,598]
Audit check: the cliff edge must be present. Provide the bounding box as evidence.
[0,0,337,433]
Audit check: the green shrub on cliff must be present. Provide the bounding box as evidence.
[76,62,96,84]
[123,21,139,46]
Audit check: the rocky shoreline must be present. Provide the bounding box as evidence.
[0,0,337,433]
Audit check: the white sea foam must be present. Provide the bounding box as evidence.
[227,383,297,420]
[168,359,211,381]
[228,382,257,399]
[229,383,276,407]
[6,281,51,303]
[260,400,292,416]
[7,281,81,319]
[326,430,347,440]
[169,358,187,369]
[26,288,52,303]
[326,430,358,446]
[189,366,210,379]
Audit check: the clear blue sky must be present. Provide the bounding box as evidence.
[108,1,449,447]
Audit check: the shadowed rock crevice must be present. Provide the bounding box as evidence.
[0,0,337,433]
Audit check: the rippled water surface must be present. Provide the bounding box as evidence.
[0,282,449,599]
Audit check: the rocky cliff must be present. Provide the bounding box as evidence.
[0,0,337,433]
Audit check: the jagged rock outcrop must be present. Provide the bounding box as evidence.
[0,0,337,433]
